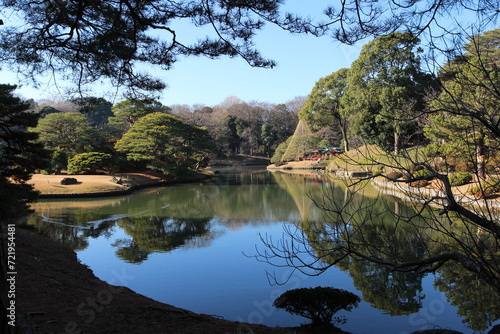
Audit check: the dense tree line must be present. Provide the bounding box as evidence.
[171,96,302,157]
[23,95,301,176]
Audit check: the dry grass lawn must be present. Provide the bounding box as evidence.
[30,173,164,195]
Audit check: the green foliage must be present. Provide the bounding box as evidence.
[215,115,240,156]
[260,123,275,157]
[32,112,94,156]
[425,29,500,178]
[412,169,432,178]
[409,168,432,187]
[345,32,436,155]
[67,152,114,174]
[453,162,474,172]
[42,148,68,174]
[468,178,500,196]
[111,98,168,128]
[300,68,351,151]
[71,97,113,128]
[0,1,293,94]
[273,287,360,326]
[449,172,473,187]
[270,137,291,163]
[115,112,213,176]
[386,171,403,180]
[0,177,40,219]
[0,84,49,220]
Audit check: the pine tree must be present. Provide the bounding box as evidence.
[0,84,48,220]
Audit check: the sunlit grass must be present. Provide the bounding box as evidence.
[327,145,428,172]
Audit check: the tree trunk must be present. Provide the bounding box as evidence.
[477,134,486,180]
[340,121,349,152]
[394,131,400,156]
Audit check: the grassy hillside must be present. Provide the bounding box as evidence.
[327,145,428,172]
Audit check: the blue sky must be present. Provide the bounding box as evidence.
[158,26,364,106]
[0,0,487,107]
[0,0,363,107]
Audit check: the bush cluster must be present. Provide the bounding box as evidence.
[408,168,432,187]
[449,172,473,187]
[386,171,403,180]
[67,152,114,175]
[468,178,500,198]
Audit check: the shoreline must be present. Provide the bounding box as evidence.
[29,171,212,198]
[266,160,326,171]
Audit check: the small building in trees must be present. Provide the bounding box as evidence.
[301,147,344,161]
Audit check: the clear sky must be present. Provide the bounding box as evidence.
[1,0,486,107]
[0,1,364,107]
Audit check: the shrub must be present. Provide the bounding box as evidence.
[409,164,425,173]
[408,169,432,187]
[449,172,473,187]
[433,159,449,172]
[273,287,360,327]
[412,169,432,178]
[270,138,291,163]
[386,171,403,180]
[60,177,78,185]
[468,178,500,197]
[67,152,114,175]
[409,179,430,188]
[40,148,68,174]
[454,162,473,172]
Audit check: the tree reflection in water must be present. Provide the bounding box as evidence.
[113,217,218,263]
[261,171,500,331]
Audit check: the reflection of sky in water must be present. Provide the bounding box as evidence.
[31,172,499,332]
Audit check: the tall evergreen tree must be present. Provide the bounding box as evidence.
[0,84,48,219]
[300,68,350,152]
[71,97,113,128]
[345,32,436,155]
[426,28,500,178]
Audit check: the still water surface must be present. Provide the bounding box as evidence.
[27,171,500,333]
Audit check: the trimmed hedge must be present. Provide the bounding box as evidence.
[386,171,403,180]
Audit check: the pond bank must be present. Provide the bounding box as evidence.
[371,176,500,210]
[267,161,326,171]
[11,226,293,334]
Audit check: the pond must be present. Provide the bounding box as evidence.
[27,170,500,333]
